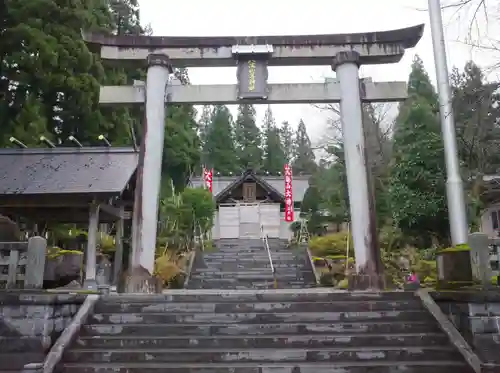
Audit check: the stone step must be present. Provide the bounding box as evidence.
[208,247,291,250]
[186,279,285,285]
[200,256,302,261]
[201,259,299,264]
[0,352,46,370]
[213,262,304,269]
[207,250,296,254]
[196,265,305,271]
[189,275,310,280]
[95,300,423,314]
[197,261,297,266]
[213,251,295,256]
[81,321,441,336]
[187,282,309,290]
[190,273,306,280]
[186,282,313,290]
[58,361,473,373]
[195,264,306,270]
[195,262,304,267]
[63,346,462,364]
[87,310,433,325]
[75,333,449,349]
[214,248,293,252]
[186,278,307,284]
[192,268,306,274]
[473,334,500,363]
[0,336,45,352]
[97,291,417,303]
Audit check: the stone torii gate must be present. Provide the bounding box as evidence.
[84,24,424,290]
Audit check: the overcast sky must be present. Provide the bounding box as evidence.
[138,0,499,145]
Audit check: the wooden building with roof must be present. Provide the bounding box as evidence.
[189,169,311,240]
[0,146,138,287]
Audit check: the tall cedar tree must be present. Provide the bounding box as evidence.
[0,0,108,146]
[451,61,500,229]
[292,119,316,174]
[280,120,294,163]
[1,0,200,191]
[198,105,212,166]
[262,106,286,174]
[204,105,238,174]
[389,55,449,245]
[234,104,262,171]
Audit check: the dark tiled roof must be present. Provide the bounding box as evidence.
[189,173,311,202]
[213,170,285,203]
[0,147,138,196]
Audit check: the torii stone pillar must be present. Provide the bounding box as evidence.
[130,53,172,275]
[333,51,382,288]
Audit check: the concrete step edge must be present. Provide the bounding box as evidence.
[67,345,457,353]
[84,319,432,324]
[61,361,468,368]
[77,332,446,340]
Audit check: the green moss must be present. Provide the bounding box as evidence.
[46,289,98,294]
[437,244,471,254]
[337,278,349,289]
[326,255,348,260]
[47,247,83,259]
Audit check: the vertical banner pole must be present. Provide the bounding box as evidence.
[284,164,294,222]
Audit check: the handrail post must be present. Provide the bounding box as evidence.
[261,225,277,288]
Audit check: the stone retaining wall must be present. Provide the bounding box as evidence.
[432,290,500,365]
[0,291,85,370]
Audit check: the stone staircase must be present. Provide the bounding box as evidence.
[186,238,316,289]
[58,290,474,373]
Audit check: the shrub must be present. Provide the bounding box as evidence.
[154,250,184,288]
[319,272,335,286]
[378,225,405,251]
[98,233,115,255]
[308,232,353,257]
[381,246,438,288]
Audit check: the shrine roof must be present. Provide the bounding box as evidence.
[0,147,138,197]
[189,172,311,202]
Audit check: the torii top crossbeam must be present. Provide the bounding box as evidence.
[83,24,424,67]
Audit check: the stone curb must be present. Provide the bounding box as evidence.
[36,294,100,373]
[417,289,482,373]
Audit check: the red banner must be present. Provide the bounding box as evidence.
[203,167,213,193]
[284,164,294,222]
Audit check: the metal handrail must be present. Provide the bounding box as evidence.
[261,226,277,288]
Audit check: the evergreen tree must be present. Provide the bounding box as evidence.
[389,56,448,244]
[316,145,350,224]
[0,0,200,191]
[108,0,144,35]
[452,61,500,175]
[408,55,439,110]
[0,0,147,146]
[198,105,212,165]
[234,104,262,170]
[451,61,500,229]
[301,161,331,235]
[292,119,316,174]
[11,94,51,146]
[0,0,108,145]
[262,106,286,174]
[204,105,238,174]
[280,120,294,163]
[163,104,200,191]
